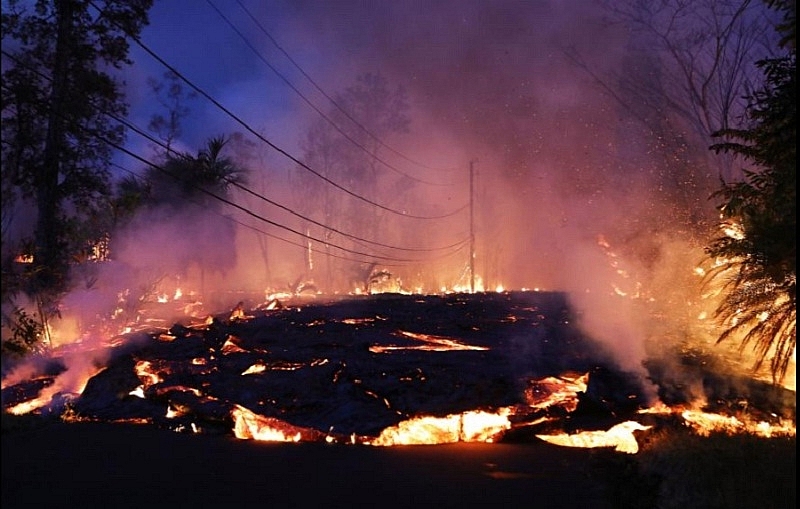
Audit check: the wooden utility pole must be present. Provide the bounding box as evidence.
[469,160,476,293]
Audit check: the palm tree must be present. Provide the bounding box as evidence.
[150,135,246,207]
[146,135,248,298]
[704,0,795,385]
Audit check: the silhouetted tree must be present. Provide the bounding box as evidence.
[295,73,411,292]
[705,0,795,384]
[1,0,153,352]
[140,135,248,297]
[146,70,197,155]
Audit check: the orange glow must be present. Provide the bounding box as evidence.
[369,330,488,353]
[638,404,796,438]
[232,405,326,442]
[6,365,103,415]
[536,421,651,454]
[680,409,795,438]
[523,372,589,412]
[241,363,267,375]
[220,335,247,354]
[342,317,378,325]
[366,408,512,446]
[134,360,162,387]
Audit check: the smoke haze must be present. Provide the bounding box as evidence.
[4,0,788,392]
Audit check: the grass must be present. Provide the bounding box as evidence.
[593,426,797,509]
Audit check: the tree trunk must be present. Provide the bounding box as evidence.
[35,0,72,294]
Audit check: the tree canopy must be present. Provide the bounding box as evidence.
[1,0,153,354]
[705,0,796,384]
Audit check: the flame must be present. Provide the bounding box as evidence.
[342,317,378,325]
[523,372,589,411]
[242,363,267,375]
[232,405,325,442]
[134,360,162,387]
[166,404,184,419]
[129,386,145,398]
[680,409,795,438]
[230,404,513,446]
[229,302,255,321]
[722,221,745,240]
[366,408,513,446]
[536,421,651,454]
[6,364,103,415]
[638,404,796,438]
[220,335,247,354]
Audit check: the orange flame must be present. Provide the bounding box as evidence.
[536,421,652,454]
[366,409,512,446]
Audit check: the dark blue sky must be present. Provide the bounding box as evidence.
[120,0,616,176]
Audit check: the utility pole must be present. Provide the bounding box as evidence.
[469,160,476,293]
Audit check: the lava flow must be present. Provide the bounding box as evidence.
[1,291,795,455]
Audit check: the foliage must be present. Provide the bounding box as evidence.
[630,428,796,509]
[134,135,249,284]
[705,0,796,384]
[146,135,248,207]
[1,306,46,359]
[1,0,153,343]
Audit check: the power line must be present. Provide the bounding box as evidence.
[109,161,404,267]
[0,49,449,266]
[207,0,456,187]
[112,107,470,253]
[87,1,467,221]
[233,0,459,176]
[107,139,428,264]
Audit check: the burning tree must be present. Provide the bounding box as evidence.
[704,0,796,385]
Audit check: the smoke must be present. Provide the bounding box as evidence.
[127,1,723,380]
[5,0,785,406]
[286,0,733,393]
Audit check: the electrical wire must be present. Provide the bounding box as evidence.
[0,49,456,265]
[112,107,470,253]
[232,0,460,176]
[87,0,468,221]
[207,0,456,187]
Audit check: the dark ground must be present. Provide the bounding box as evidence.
[2,420,623,509]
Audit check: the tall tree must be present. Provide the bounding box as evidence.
[705,0,796,385]
[1,0,153,325]
[595,0,781,179]
[295,72,411,292]
[566,0,785,249]
[146,70,197,155]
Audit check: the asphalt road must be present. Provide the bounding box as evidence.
[2,421,619,509]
